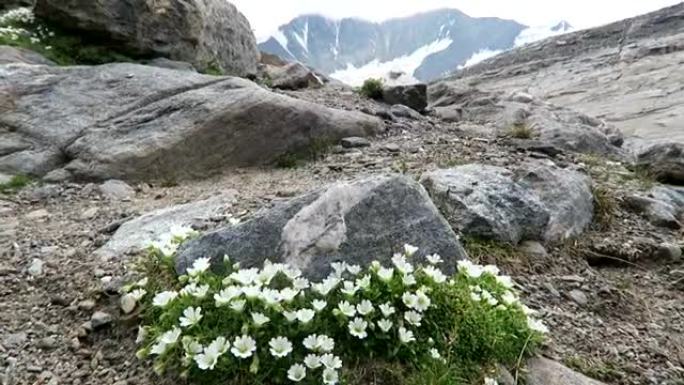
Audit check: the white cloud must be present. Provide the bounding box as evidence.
[231,0,682,41]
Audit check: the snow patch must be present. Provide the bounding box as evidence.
[330,38,453,86]
[458,48,504,69]
[272,29,294,58]
[515,22,574,47]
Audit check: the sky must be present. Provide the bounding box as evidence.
[231,0,683,41]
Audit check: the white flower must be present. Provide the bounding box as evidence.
[426,254,443,265]
[282,310,298,322]
[170,225,196,239]
[135,326,148,344]
[269,336,293,358]
[497,275,515,289]
[242,285,261,299]
[231,335,257,358]
[287,363,307,382]
[194,348,219,370]
[414,290,431,312]
[402,292,418,308]
[399,327,415,344]
[258,265,278,286]
[337,301,357,317]
[179,307,203,328]
[429,348,441,359]
[181,283,209,299]
[457,260,483,278]
[303,334,319,351]
[377,319,393,332]
[283,266,302,280]
[160,327,182,344]
[521,305,538,316]
[150,341,168,355]
[483,265,500,276]
[356,300,374,316]
[230,299,246,313]
[403,244,419,257]
[501,291,518,305]
[187,257,211,277]
[527,318,549,334]
[320,354,342,369]
[316,335,335,352]
[470,292,482,302]
[183,337,203,356]
[402,274,417,286]
[348,317,368,339]
[379,303,396,317]
[251,312,270,326]
[331,262,347,276]
[323,368,339,385]
[484,378,499,385]
[422,266,447,283]
[152,291,178,308]
[230,268,259,285]
[215,286,242,306]
[312,299,327,312]
[129,289,146,301]
[297,309,316,324]
[304,354,322,369]
[136,277,149,287]
[293,277,310,290]
[313,277,339,296]
[355,275,371,290]
[208,336,229,355]
[392,254,414,274]
[346,264,362,275]
[340,281,359,296]
[377,267,394,282]
[279,288,299,302]
[481,290,498,306]
[404,311,423,326]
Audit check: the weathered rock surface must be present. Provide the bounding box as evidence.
[624,185,684,229]
[0,46,54,66]
[176,175,467,279]
[0,63,382,181]
[145,58,196,72]
[0,0,33,10]
[34,0,259,76]
[383,84,428,112]
[442,3,684,143]
[421,161,593,243]
[428,85,624,156]
[390,104,423,120]
[634,141,684,184]
[96,192,237,259]
[98,180,135,201]
[526,357,606,385]
[269,62,325,90]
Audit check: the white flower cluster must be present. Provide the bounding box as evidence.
[0,7,34,25]
[135,238,546,383]
[0,7,55,50]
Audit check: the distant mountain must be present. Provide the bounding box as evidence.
[259,9,573,85]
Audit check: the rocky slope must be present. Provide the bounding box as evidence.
[259,10,572,83]
[1,2,683,385]
[439,2,684,142]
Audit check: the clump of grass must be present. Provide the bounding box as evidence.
[359,78,384,100]
[507,123,534,139]
[275,138,333,169]
[564,355,624,383]
[0,174,31,194]
[462,236,521,266]
[202,60,224,76]
[591,185,617,230]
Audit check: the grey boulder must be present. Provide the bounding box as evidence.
[96,192,237,259]
[390,104,424,120]
[383,84,428,112]
[421,161,594,244]
[269,62,324,90]
[526,357,606,385]
[624,185,684,229]
[0,46,54,66]
[635,141,684,185]
[0,63,381,181]
[176,175,467,279]
[34,0,259,76]
[98,180,135,201]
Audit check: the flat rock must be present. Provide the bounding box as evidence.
[176,175,466,279]
[34,0,258,76]
[98,180,135,201]
[526,357,607,385]
[390,104,423,120]
[421,160,593,243]
[0,45,54,66]
[340,137,371,148]
[0,63,382,181]
[96,191,237,259]
[268,62,324,90]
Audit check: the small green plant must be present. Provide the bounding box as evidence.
[202,60,224,76]
[125,231,546,385]
[0,174,31,194]
[359,78,384,100]
[591,186,617,230]
[564,355,624,383]
[462,236,521,267]
[507,123,534,139]
[276,153,301,169]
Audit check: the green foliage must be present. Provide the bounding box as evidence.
[507,123,534,139]
[462,237,521,267]
[127,233,545,385]
[202,61,224,76]
[0,174,31,194]
[359,78,384,100]
[564,355,624,383]
[0,7,133,65]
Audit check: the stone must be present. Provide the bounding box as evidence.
[624,186,684,229]
[567,289,589,306]
[34,0,259,76]
[176,175,467,279]
[1,0,33,10]
[0,63,381,181]
[390,104,423,120]
[96,192,237,259]
[340,137,371,149]
[269,62,324,90]
[119,294,137,314]
[635,141,684,184]
[655,243,682,261]
[98,180,135,201]
[383,84,428,112]
[526,357,607,385]
[420,160,593,244]
[36,336,58,350]
[508,91,535,103]
[27,258,44,277]
[90,311,113,329]
[77,300,96,311]
[145,58,196,72]
[25,209,49,220]
[518,241,548,258]
[0,45,54,66]
[3,332,27,348]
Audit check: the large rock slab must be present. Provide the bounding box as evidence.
[176,175,467,279]
[421,161,594,244]
[0,46,54,66]
[526,357,606,385]
[34,0,258,76]
[428,86,624,156]
[96,192,237,259]
[0,63,381,181]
